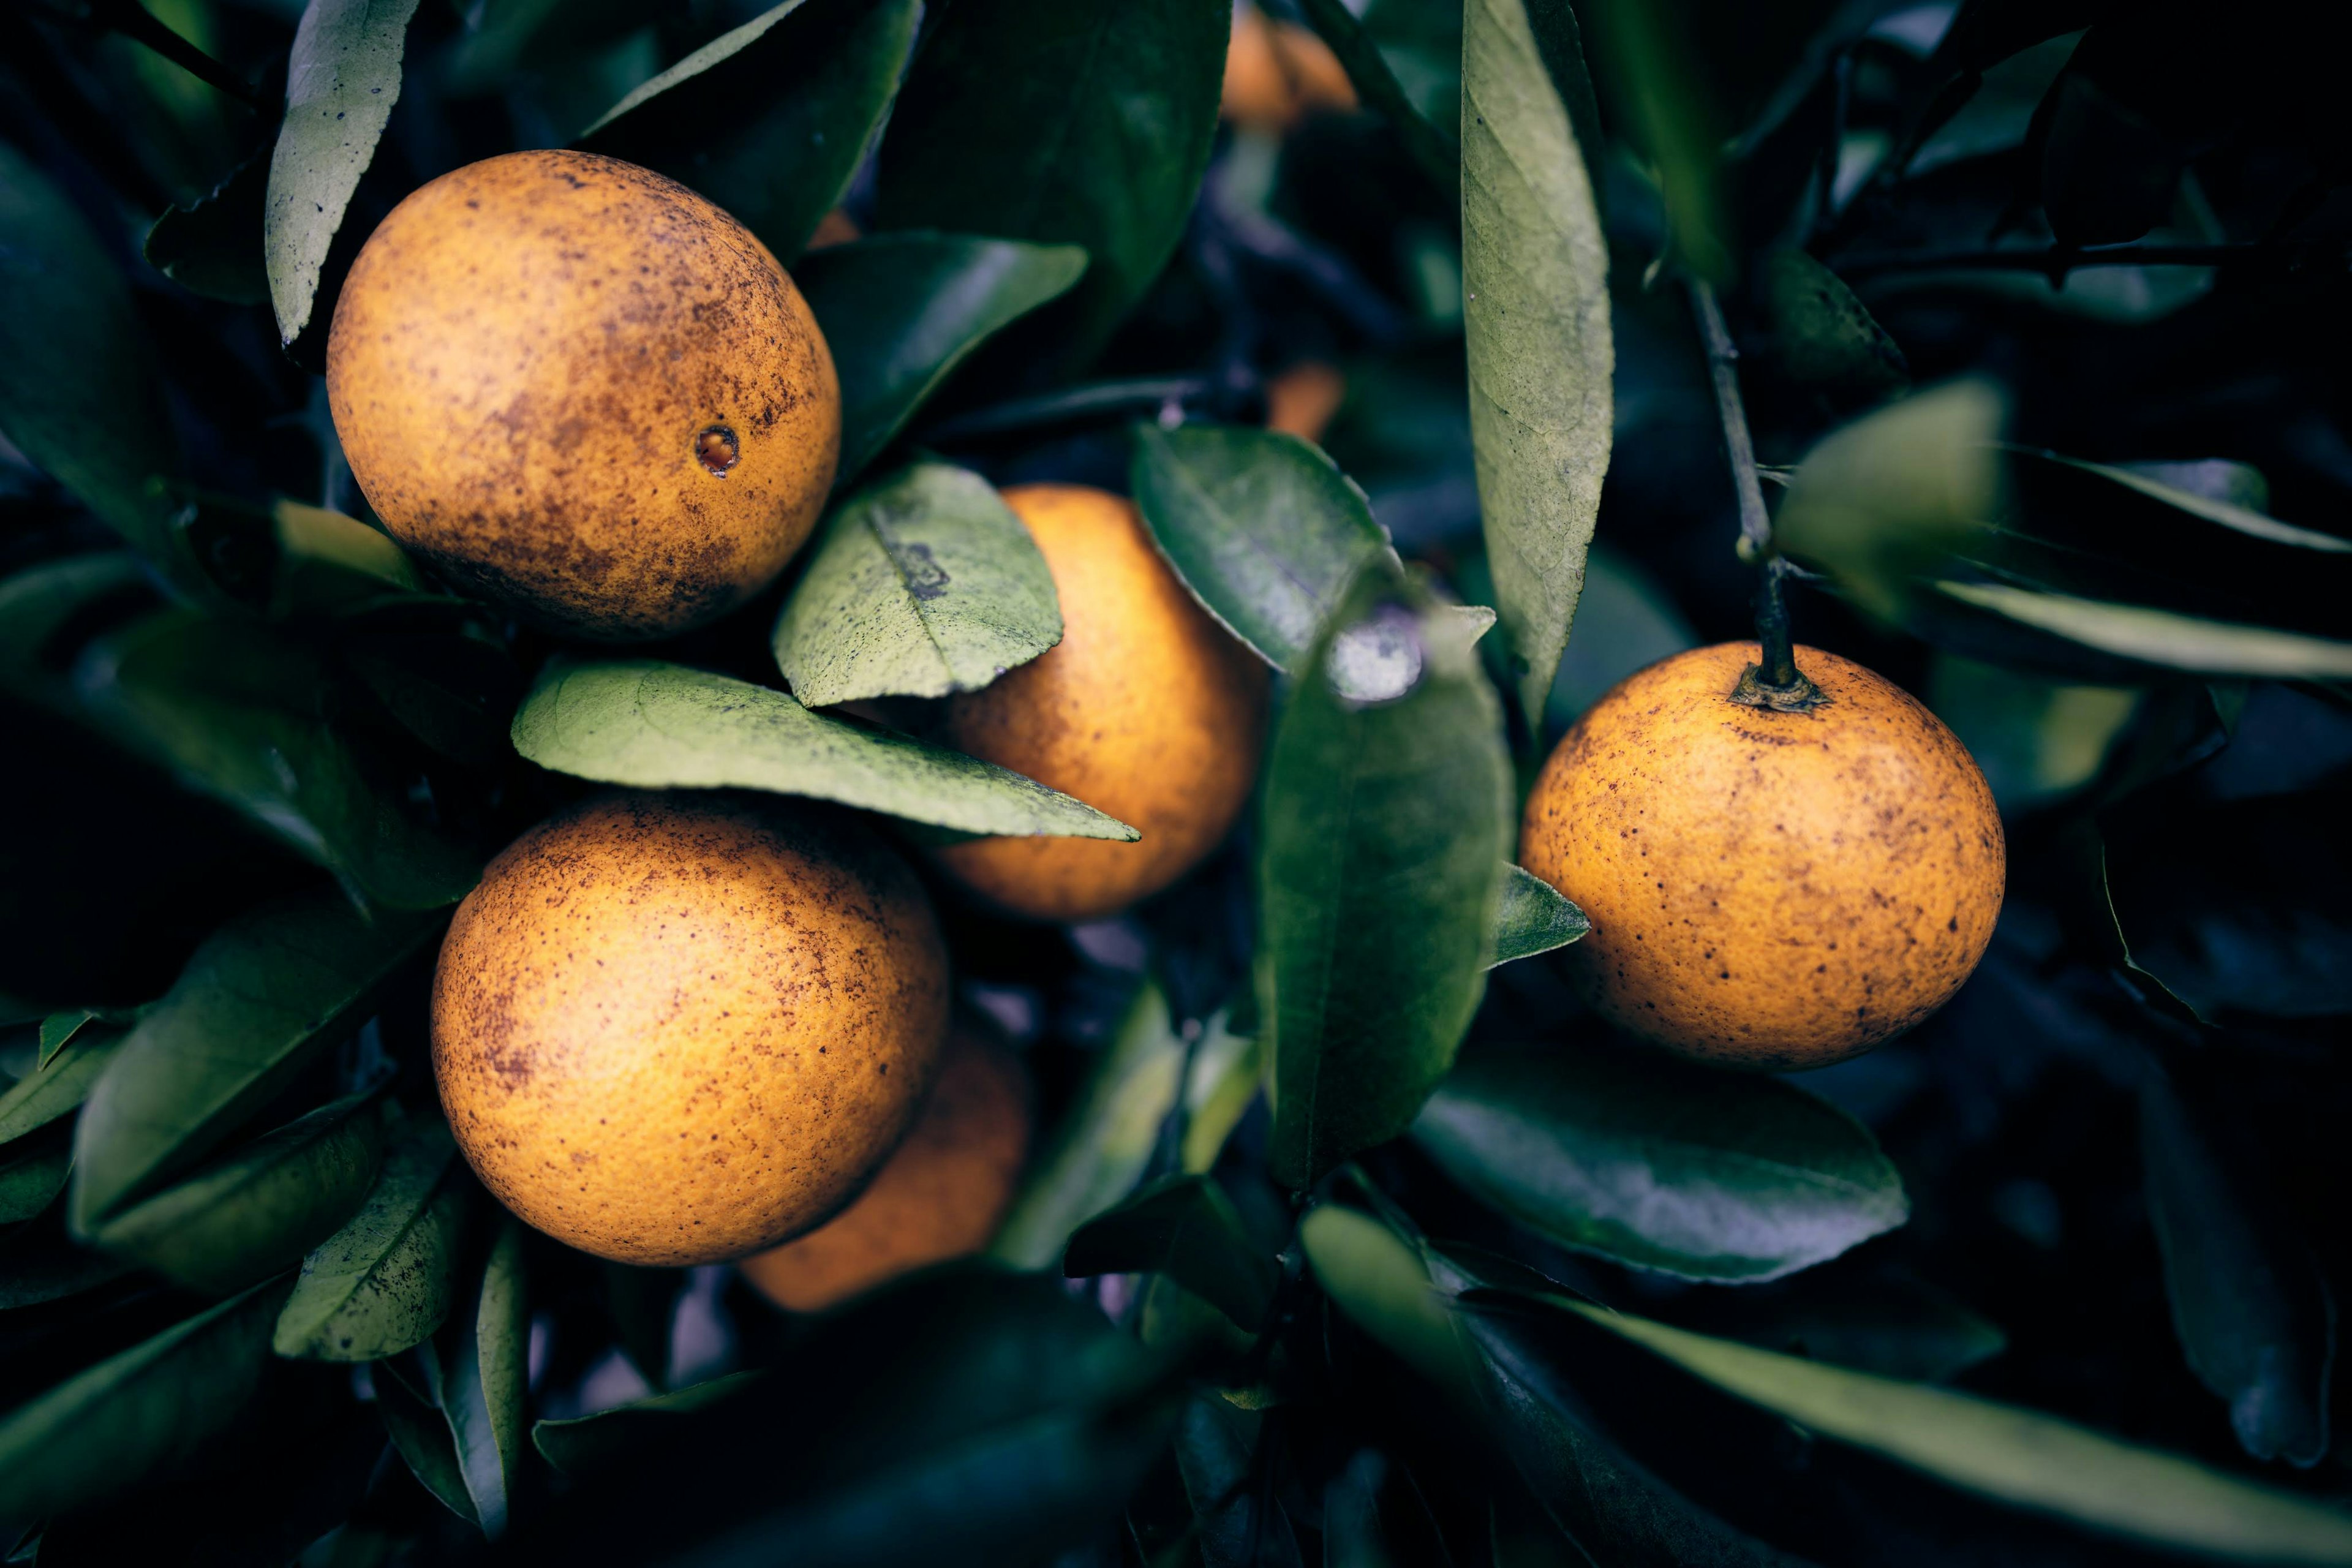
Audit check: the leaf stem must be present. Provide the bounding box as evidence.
[89,0,269,113]
[1686,279,1820,708]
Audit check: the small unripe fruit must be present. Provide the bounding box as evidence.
[328,149,840,640]
[432,792,947,1265]
[739,1027,1031,1313]
[1520,643,2004,1069]
[931,484,1268,922]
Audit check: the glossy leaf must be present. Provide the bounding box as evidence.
[71,609,481,908]
[1488,864,1588,968]
[265,0,424,342]
[1297,0,1460,195]
[1463,0,1614,728]
[1936,581,2352,679]
[1414,1045,1908,1282]
[532,1372,765,1476]
[85,1094,389,1295]
[1480,1291,2352,1565]
[1064,1174,1278,1330]
[2141,1071,2333,1466]
[144,150,270,305]
[876,0,1229,357]
[442,1219,529,1539]
[0,141,181,563]
[1129,423,1395,671]
[0,1027,127,1147]
[772,463,1062,707]
[0,1138,70,1226]
[274,1114,467,1361]
[578,0,918,265]
[512,657,1136,840]
[992,980,1188,1269]
[0,1278,290,1535]
[796,233,1090,480]
[1261,572,1513,1188]
[69,889,440,1226]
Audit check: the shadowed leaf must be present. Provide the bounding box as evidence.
[275,1114,467,1361]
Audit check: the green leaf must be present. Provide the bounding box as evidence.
[143,149,270,306]
[176,492,433,619]
[511,657,1137,840]
[772,463,1063,707]
[0,1137,71,1227]
[1300,1204,1480,1404]
[0,1278,290,1536]
[1179,1012,1261,1176]
[1463,0,1613,729]
[0,141,181,564]
[274,1114,467,1361]
[1936,581,2352,680]
[876,0,1230,360]
[265,0,424,344]
[1771,379,2009,622]
[1757,249,1910,399]
[991,979,1188,1270]
[795,233,1090,480]
[440,1219,529,1539]
[1129,423,1395,672]
[1488,864,1588,968]
[578,0,919,265]
[1261,571,1513,1188]
[1414,1046,1909,1283]
[373,1357,478,1527]
[36,1011,103,1069]
[0,1243,132,1313]
[2141,1071,2332,1467]
[1296,0,1461,196]
[0,1027,128,1148]
[1926,654,2141,815]
[70,609,481,908]
[1681,1270,2008,1385]
[2024,448,2352,553]
[1480,1292,2352,1565]
[69,889,439,1226]
[83,1093,390,1295]
[1064,1175,1278,1330]
[531,1372,765,1477]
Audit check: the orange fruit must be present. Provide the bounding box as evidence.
[1520,643,2005,1069]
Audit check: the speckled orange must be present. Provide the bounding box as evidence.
[739,1027,1030,1313]
[1521,643,2005,1070]
[328,149,839,640]
[431,792,946,1265]
[931,484,1268,922]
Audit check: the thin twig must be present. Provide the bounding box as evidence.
[90,0,269,113]
[1686,279,1813,701]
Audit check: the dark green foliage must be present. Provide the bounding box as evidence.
[5,0,2352,1560]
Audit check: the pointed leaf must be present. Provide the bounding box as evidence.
[877,0,1229,357]
[274,1115,467,1361]
[69,890,439,1225]
[0,1278,290,1536]
[1261,571,1513,1188]
[2142,1071,2333,1466]
[2018,450,2352,554]
[511,657,1137,840]
[0,1028,127,1148]
[1480,1292,2352,1565]
[1936,581,2352,679]
[1415,1045,1908,1283]
[0,142,181,564]
[265,0,424,343]
[373,1357,478,1526]
[1129,423,1395,671]
[36,1011,103,1070]
[1463,0,1613,727]
[445,1219,529,1538]
[1757,249,1909,399]
[1064,1175,1278,1330]
[1488,864,1588,968]
[532,1372,765,1476]
[796,233,1090,480]
[772,463,1063,707]
[991,980,1188,1269]
[85,1094,390,1295]
[578,0,919,265]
